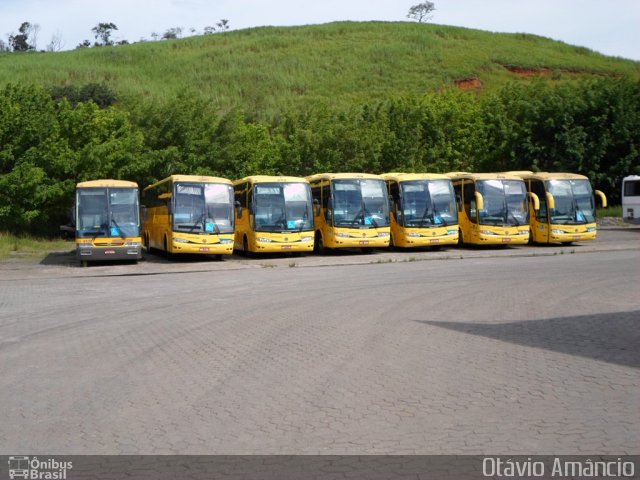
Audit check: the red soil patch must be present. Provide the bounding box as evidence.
[455,77,483,90]
[503,65,553,77]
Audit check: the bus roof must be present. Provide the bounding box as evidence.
[144,175,232,191]
[381,172,451,182]
[233,175,309,185]
[505,171,589,181]
[446,172,524,181]
[76,179,138,188]
[306,172,384,182]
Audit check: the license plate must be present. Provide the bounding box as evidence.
[359,240,369,245]
[281,245,292,250]
[105,250,116,254]
[430,239,440,244]
[502,238,512,243]
[199,247,210,252]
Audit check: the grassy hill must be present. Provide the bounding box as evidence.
[1,20,639,115]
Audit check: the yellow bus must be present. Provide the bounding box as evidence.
[233,175,314,254]
[75,179,142,262]
[382,173,459,248]
[507,171,607,244]
[141,175,235,256]
[448,172,531,246]
[306,173,390,252]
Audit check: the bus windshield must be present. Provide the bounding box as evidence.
[547,179,595,224]
[253,182,313,232]
[173,182,234,234]
[332,179,390,228]
[477,180,528,226]
[77,188,140,238]
[401,180,457,227]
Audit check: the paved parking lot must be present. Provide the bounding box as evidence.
[0,228,638,454]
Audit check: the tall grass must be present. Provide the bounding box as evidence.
[0,232,72,260]
[1,21,637,115]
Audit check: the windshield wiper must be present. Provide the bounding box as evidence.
[185,212,206,233]
[362,201,378,228]
[110,217,127,239]
[573,198,588,224]
[299,209,309,232]
[419,204,433,227]
[432,206,448,227]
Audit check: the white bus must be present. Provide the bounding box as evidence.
[622,175,640,224]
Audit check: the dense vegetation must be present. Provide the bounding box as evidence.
[0,22,638,235]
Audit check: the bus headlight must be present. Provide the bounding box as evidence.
[407,233,421,238]
[300,236,313,242]
[174,238,189,243]
[551,229,565,234]
[377,232,390,238]
[125,241,141,246]
[447,230,458,235]
[480,230,496,235]
[587,227,596,232]
[518,231,528,235]
[335,233,351,238]
[78,243,92,249]
[256,237,272,243]
[219,238,233,244]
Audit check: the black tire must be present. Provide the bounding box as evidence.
[243,236,253,257]
[314,231,324,254]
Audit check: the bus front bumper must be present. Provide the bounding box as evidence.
[171,239,234,255]
[253,239,315,253]
[395,229,459,248]
[76,245,142,261]
[473,229,529,245]
[549,228,597,243]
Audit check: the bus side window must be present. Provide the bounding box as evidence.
[322,183,332,223]
[463,181,476,222]
[388,181,400,224]
[531,180,547,219]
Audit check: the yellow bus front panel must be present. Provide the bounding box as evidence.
[169,232,234,255]
[461,223,530,245]
[321,225,390,249]
[531,220,597,244]
[392,225,458,248]
[240,230,315,253]
[76,237,143,261]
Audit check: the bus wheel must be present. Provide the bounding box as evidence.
[314,231,324,254]
[562,241,573,246]
[458,229,465,248]
[243,236,253,257]
[528,229,534,245]
[163,236,170,257]
[389,234,395,251]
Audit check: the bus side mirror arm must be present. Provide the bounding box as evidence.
[474,192,484,211]
[595,190,607,208]
[546,192,555,210]
[527,192,540,211]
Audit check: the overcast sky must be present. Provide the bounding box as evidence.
[1,0,638,60]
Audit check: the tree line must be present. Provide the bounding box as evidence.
[0,78,638,234]
[0,20,231,52]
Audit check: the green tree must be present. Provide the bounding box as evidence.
[9,22,38,52]
[407,2,436,23]
[91,22,118,46]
